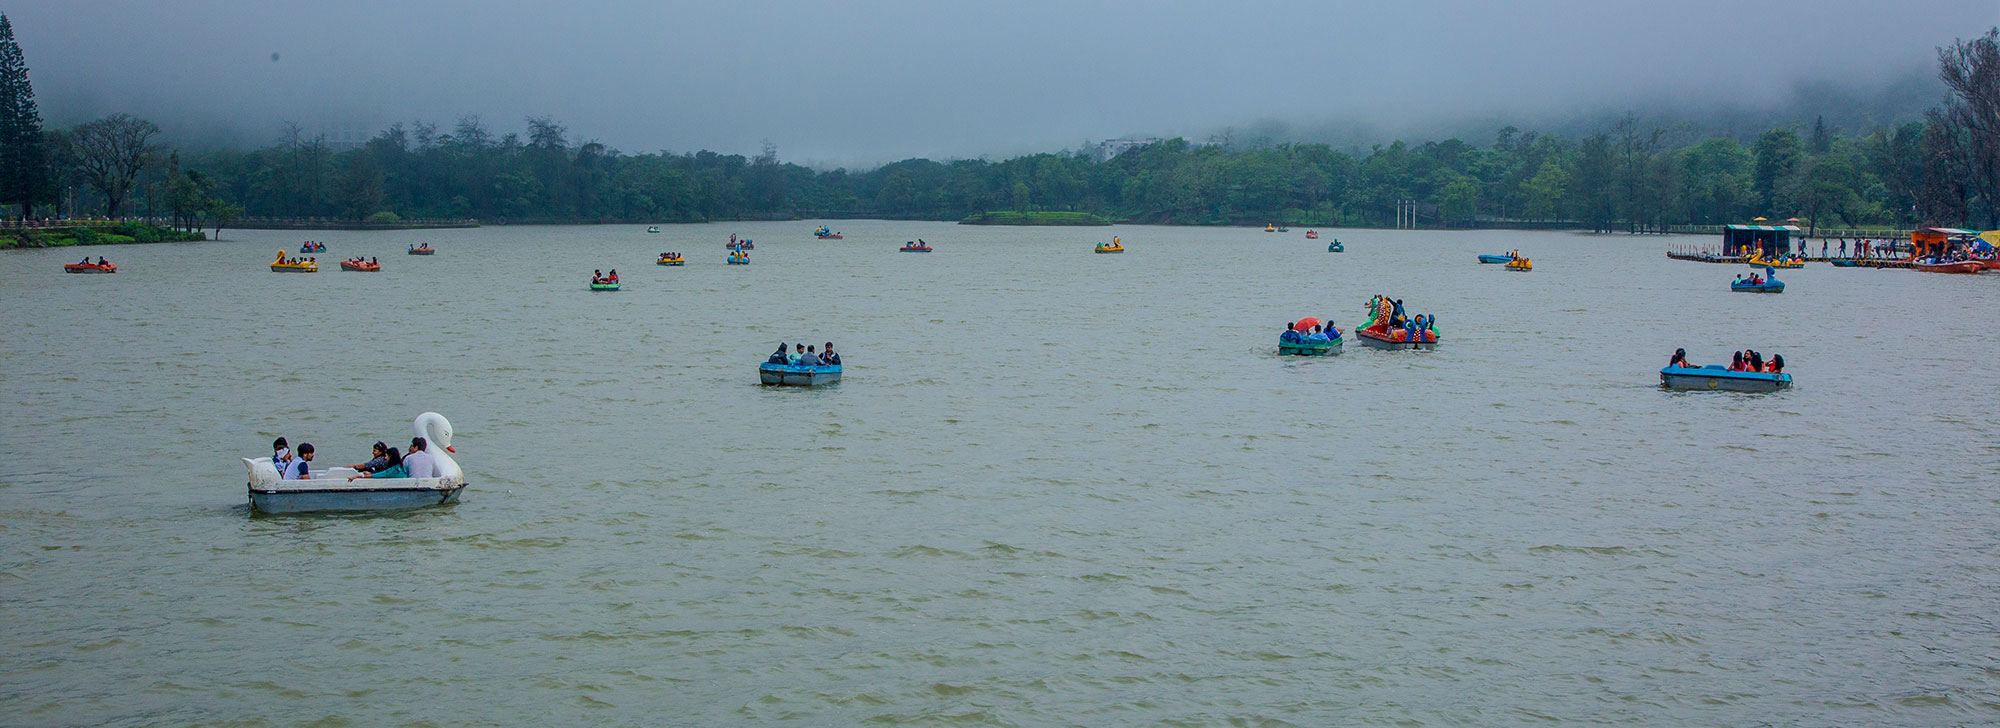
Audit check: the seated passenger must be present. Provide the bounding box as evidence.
[1749,351,1765,372]
[346,441,390,473]
[822,342,840,365]
[607,269,618,282]
[97,257,108,266]
[786,346,802,365]
[1669,348,1695,368]
[1729,351,1746,371]
[799,346,824,366]
[768,343,789,364]
[1766,354,1785,374]
[347,447,405,481]
[1279,323,1303,344]
[281,443,315,480]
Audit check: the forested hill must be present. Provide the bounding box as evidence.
[21,28,1999,233]
[170,111,1981,231]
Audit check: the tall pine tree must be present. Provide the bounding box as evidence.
[0,13,48,219]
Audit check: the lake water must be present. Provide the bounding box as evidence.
[2,222,1997,726]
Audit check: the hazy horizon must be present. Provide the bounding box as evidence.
[9,0,1996,166]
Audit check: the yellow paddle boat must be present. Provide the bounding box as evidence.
[1264,224,1276,232]
[1505,257,1533,272]
[1095,236,1125,254]
[656,253,685,266]
[270,251,318,273]
[1746,253,1803,269]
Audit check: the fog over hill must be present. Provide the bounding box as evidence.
[9,0,1995,166]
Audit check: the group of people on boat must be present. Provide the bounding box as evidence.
[78,256,110,267]
[1733,271,1771,285]
[658,252,683,260]
[1279,319,1342,343]
[344,256,380,267]
[591,269,619,284]
[275,250,315,265]
[408,244,433,251]
[267,436,443,481]
[767,342,840,367]
[1667,348,1784,374]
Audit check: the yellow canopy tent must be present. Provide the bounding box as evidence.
[1983,230,1999,247]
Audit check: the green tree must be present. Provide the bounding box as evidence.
[1751,128,1801,213]
[67,113,159,217]
[0,13,48,218]
[1519,158,1569,221]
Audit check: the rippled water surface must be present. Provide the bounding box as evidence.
[3,222,1997,726]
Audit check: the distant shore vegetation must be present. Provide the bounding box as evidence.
[3,17,1996,236]
[960,211,1112,226]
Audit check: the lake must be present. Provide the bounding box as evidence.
[2,222,1996,726]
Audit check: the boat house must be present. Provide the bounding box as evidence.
[1722,224,1800,257]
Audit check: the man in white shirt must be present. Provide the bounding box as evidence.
[403,437,441,479]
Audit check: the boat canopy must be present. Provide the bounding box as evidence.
[1722,224,1799,257]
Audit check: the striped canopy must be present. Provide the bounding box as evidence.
[1725,224,1802,232]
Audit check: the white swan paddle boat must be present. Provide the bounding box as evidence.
[241,412,466,514]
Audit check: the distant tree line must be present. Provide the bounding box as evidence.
[4,18,1996,234]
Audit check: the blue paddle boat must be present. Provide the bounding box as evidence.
[1279,339,1341,356]
[1829,259,1860,267]
[759,363,841,386]
[1478,254,1513,264]
[1731,266,1784,293]
[1327,241,1345,252]
[1660,365,1792,393]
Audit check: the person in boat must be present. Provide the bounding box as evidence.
[768,343,789,364]
[1767,354,1784,374]
[798,345,823,366]
[786,345,803,365]
[1322,320,1341,339]
[1669,348,1692,368]
[96,256,108,266]
[592,269,604,284]
[1729,351,1745,371]
[281,443,315,480]
[1749,351,1766,373]
[273,437,291,469]
[823,342,839,366]
[404,437,441,479]
[1303,325,1330,344]
[347,447,404,481]
[409,244,416,251]
[346,441,390,473]
[607,269,618,282]
[1280,323,1302,344]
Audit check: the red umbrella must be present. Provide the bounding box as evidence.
[1295,317,1321,331]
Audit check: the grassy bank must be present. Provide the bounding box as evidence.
[959,211,1113,226]
[1,223,207,249]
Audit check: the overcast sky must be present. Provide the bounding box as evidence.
[10,0,1996,166]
